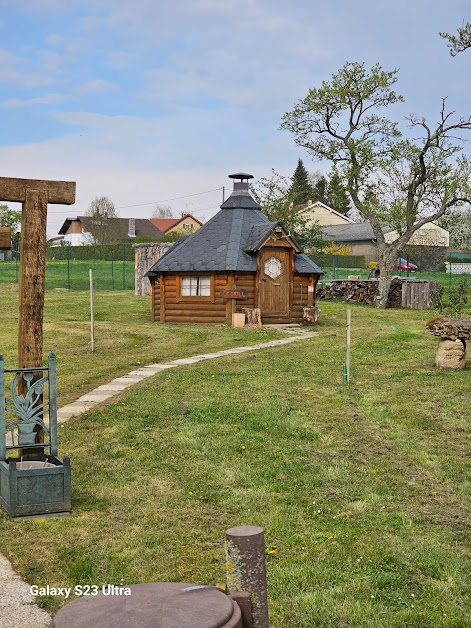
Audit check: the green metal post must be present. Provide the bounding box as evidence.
[67,244,71,290]
[15,240,19,283]
[122,240,126,290]
[0,355,5,460]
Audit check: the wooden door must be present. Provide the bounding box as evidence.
[257,249,291,321]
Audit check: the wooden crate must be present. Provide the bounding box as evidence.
[401,280,439,309]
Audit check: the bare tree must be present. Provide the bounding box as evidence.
[85,196,123,244]
[152,204,174,219]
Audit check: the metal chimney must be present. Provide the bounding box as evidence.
[228,172,254,192]
[128,218,136,238]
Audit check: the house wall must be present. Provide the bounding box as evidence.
[167,216,202,234]
[299,202,353,227]
[384,223,449,247]
[338,241,379,257]
[152,271,317,324]
[64,220,83,235]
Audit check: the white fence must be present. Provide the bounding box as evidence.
[445,262,471,274]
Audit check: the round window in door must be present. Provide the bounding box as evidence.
[264,256,282,279]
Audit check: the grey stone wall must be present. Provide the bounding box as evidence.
[133,242,173,296]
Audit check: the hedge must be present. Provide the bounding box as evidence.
[46,243,135,261]
[310,253,367,269]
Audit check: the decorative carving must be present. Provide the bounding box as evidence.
[264,256,282,279]
[5,370,50,447]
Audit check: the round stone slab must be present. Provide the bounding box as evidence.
[51,582,242,628]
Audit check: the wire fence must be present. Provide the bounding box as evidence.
[1,245,470,297]
[0,243,135,291]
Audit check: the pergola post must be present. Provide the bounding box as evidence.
[0,176,75,453]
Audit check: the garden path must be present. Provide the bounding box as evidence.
[0,330,317,626]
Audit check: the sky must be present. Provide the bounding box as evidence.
[0,0,469,237]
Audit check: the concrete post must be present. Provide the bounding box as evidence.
[226,525,269,628]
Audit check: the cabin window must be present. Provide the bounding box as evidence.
[264,256,282,279]
[181,275,211,296]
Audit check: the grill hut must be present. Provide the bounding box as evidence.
[146,173,323,325]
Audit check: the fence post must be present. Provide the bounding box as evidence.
[67,244,71,290]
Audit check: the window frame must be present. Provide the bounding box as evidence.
[176,274,215,303]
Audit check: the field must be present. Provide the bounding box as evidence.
[0,286,470,627]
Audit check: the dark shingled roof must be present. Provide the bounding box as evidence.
[59,216,163,240]
[146,180,323,276]
[320,223,393,242]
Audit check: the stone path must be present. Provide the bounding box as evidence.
[0,331,317,626]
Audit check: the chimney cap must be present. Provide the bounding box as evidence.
[228,172,254,181]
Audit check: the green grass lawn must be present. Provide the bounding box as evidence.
[0,286,470,626]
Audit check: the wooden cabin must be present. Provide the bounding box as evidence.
[145,173,323,325]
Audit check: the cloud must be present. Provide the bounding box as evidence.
[1,93,70,108]
[0,48,59,88]
[81,79,118,93]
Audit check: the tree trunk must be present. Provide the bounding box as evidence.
[375,257,395,309]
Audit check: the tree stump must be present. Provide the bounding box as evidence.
[435,338,466,369]
[303,306,320,326]
[242,307,262,328]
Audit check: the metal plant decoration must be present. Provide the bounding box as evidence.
[0,352,71,517]
[6,370,52,449]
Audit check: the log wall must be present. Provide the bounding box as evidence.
[152,272,317,324]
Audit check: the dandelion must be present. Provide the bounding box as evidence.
[225,485,232,489]
[241,445,246,450]
[266,544,277,555]
[188,491,193,495]
[328,535,334,540]
[233,424,239,427]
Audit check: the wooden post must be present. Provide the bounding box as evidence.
[226,525,269,628]
[89,269,95,352]
[0,177,75,454]
[346,309,351,384]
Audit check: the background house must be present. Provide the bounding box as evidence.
[58,216,162,245]
[150,213,202,237]
[320,222,450,269]
[146,173,322,325]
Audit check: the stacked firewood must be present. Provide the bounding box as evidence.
[317,279,403,307]
[426,317,471,340]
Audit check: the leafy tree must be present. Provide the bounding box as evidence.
[251,169,322,252]
[0,203,22,231]
[152,204,174,219]
[326,169,351,215]
[289,159,314,204]
[281,61,471,307]
[440,21,471,56]
[438,208,471,249]
[309,172,328,205]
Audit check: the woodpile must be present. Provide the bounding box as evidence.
[317,279,403,307]
[426,317,471,340]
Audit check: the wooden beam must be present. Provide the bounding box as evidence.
[18,189,48,369]
[0,177,76,205]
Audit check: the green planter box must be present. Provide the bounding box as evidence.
[1,353,72,517]
[0,456,71,517]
